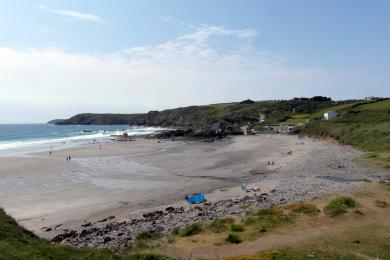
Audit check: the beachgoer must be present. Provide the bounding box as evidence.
[68,155,71,161]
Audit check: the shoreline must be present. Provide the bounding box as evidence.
[0,134,388,249]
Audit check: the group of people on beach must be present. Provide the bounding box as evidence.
[267,160,275,165]
[49,150,71,161]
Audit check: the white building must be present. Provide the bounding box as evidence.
[324,111,337,120]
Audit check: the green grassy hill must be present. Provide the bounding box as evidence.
[55,97,350,129]
[303,99,390,168]
[0,208,170,260]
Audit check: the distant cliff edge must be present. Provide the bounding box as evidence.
[47,119,65,124]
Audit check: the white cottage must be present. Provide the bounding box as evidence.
[324,111,337,120]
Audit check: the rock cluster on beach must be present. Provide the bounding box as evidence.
[152,129,243,142]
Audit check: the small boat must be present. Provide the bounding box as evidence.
[185,192,206,204]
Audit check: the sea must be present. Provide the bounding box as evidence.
[0,124,164,156]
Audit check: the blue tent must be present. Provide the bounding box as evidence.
[185,192,206,204]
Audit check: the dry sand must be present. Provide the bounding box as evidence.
[0,135,385,239]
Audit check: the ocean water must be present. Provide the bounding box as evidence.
[0,124,164,156]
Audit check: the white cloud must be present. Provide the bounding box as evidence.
[179,25,258,43]
[0,24,387,123]
[39,5,103,23]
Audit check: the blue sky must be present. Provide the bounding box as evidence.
[0,0,389,122]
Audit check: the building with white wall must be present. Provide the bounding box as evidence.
[324,111,337,120]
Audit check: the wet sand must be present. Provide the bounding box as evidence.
[0,135,384,239]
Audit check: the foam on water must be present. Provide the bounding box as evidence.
[0,124,166,156]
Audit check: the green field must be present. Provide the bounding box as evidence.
[303,99,390,168]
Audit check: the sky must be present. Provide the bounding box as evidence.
[0,0,389,123]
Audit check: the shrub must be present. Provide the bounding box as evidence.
[257,208,284,216]
[171,228,180,235]
[324,196,356,217]
[127,253,173,260]
[136,231,160,241]
[285,203,321,216]
[243,216,257,225]
[226,233,242,244]
[230,224,245,232]
[179,223,202,237]
[209,218,234,233]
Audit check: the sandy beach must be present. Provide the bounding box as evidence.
[0,134,386,246]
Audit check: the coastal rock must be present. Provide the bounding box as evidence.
[52,230,77,243]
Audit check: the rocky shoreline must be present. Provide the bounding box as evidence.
[110,128,245,143]
[52,192,273,249]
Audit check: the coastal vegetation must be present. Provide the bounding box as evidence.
[303,98,390,168]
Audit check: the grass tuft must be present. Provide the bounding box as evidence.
[226,233,242,244]
[285,202,321,216]
[230,224,245,232]
[375,200,388,208]
[136,231,160,241]
[178,223,203,237]
[324,196,356,217]
[208,218,235,233]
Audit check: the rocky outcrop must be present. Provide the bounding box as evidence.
[153,128,243,142]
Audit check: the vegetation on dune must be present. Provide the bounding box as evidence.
[230,224,245,232]
[208,217,235,233]
[178,223,203,237]
[136,231,161,241]
[222,248,361,259]
[226,233,242,244]
[284,202,321,217]
[323,196,357,217]
[160,185,390,259]
[222,217,390,260]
